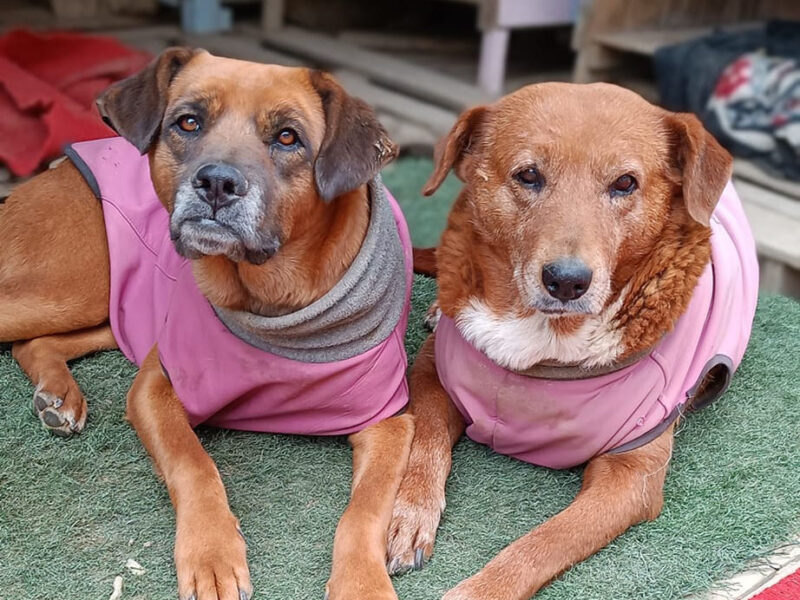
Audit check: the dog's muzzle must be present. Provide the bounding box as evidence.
[169,167,279,264]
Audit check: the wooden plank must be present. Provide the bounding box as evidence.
[102,24,182,41]
[737,179,800,270]
[0,8,151,32]
[593,27,717,56]
[477,27,509,96]
[101,25,181,54]
[261,0,285,32]
[734,159,800,203]
[252,25,491,109]
[480,0,576,29]
[178,32,304,67]
[593,22,756,57]
[758,257,800,299]
[374,113,439,151]
[334,70,456,138]
[100,27,304,65]
[337,30,474,53]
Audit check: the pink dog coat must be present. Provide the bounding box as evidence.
[66,137,412,435]
[435,182,759,469]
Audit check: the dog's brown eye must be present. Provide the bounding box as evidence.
[515,167,544,190]
[277,128,298,146]
[610,174,637,197]
[177,115,200,133]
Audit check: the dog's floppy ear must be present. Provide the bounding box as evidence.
[96,47,199,154]
[668,112,732,226]
[309,71,397,202]
[423,105,488,196]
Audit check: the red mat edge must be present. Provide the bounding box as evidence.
[750,567,800,600]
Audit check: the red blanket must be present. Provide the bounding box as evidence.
[0,29,151,176]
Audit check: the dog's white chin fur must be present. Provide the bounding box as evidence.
[176,219,246,260]
[455,291,627,371]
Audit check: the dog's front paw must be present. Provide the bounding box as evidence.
[175,508,251,600]
[386,469,445,575]
[32,381,87,436]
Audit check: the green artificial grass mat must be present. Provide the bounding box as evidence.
[1,157,799,600]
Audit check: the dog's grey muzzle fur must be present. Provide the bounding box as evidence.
[169,180,279,264]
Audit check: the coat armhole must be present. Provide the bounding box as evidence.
[607,354,734,456]
[62,145,101,199]
[686,354,734,411]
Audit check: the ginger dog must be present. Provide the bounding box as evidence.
[1,48,416,600]
[385,82,758,600]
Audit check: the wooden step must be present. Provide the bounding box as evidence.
[252,25,491,111]
[592,23,756,57]
[735,178,800,271]
[334,71,457,138]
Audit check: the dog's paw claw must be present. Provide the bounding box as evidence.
[240,589,250,600]
[423,302,442,331]
[386,493,441,576]
[386,557,410,576]
[414,548,425,570]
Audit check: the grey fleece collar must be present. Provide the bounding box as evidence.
[213,176,407,363]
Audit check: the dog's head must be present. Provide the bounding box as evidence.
[97,48,396,265]
[425,82,732,317]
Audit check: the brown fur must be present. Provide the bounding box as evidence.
[412,247,437,276]
[386,82,733,599]
[423,84,728,349]
[0,48,410,600]
[192,184,369,315]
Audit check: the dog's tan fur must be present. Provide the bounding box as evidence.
[0,48,413,600]
[387,82,732,599]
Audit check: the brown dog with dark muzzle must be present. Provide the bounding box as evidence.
[384,82,759,599]
[0,48,416,600]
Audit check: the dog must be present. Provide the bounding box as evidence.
[1,47,418,600]
[383,82,759,600]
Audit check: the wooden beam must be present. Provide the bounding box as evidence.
[736,179,800,270]
[261,0,285,32]
[478,0,575,30]
[593,23,755,57]
[333,71,457,138]
[734,159,800,203]
[252,25,491,109]
[178,31,304,66]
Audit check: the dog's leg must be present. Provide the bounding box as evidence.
[442,425,675,600]
[387,335,466,574]
[127,346,251,600]
[327,414,415,600]
[0,160,110,343]
[12,324,117,436]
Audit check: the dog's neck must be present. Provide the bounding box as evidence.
[204,179,408,363]
[612,207,711,360]
[192,185,370,316]
[440,195,712,371]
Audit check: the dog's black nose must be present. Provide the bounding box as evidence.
[192,163,248,211]
[542,259,593,302]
